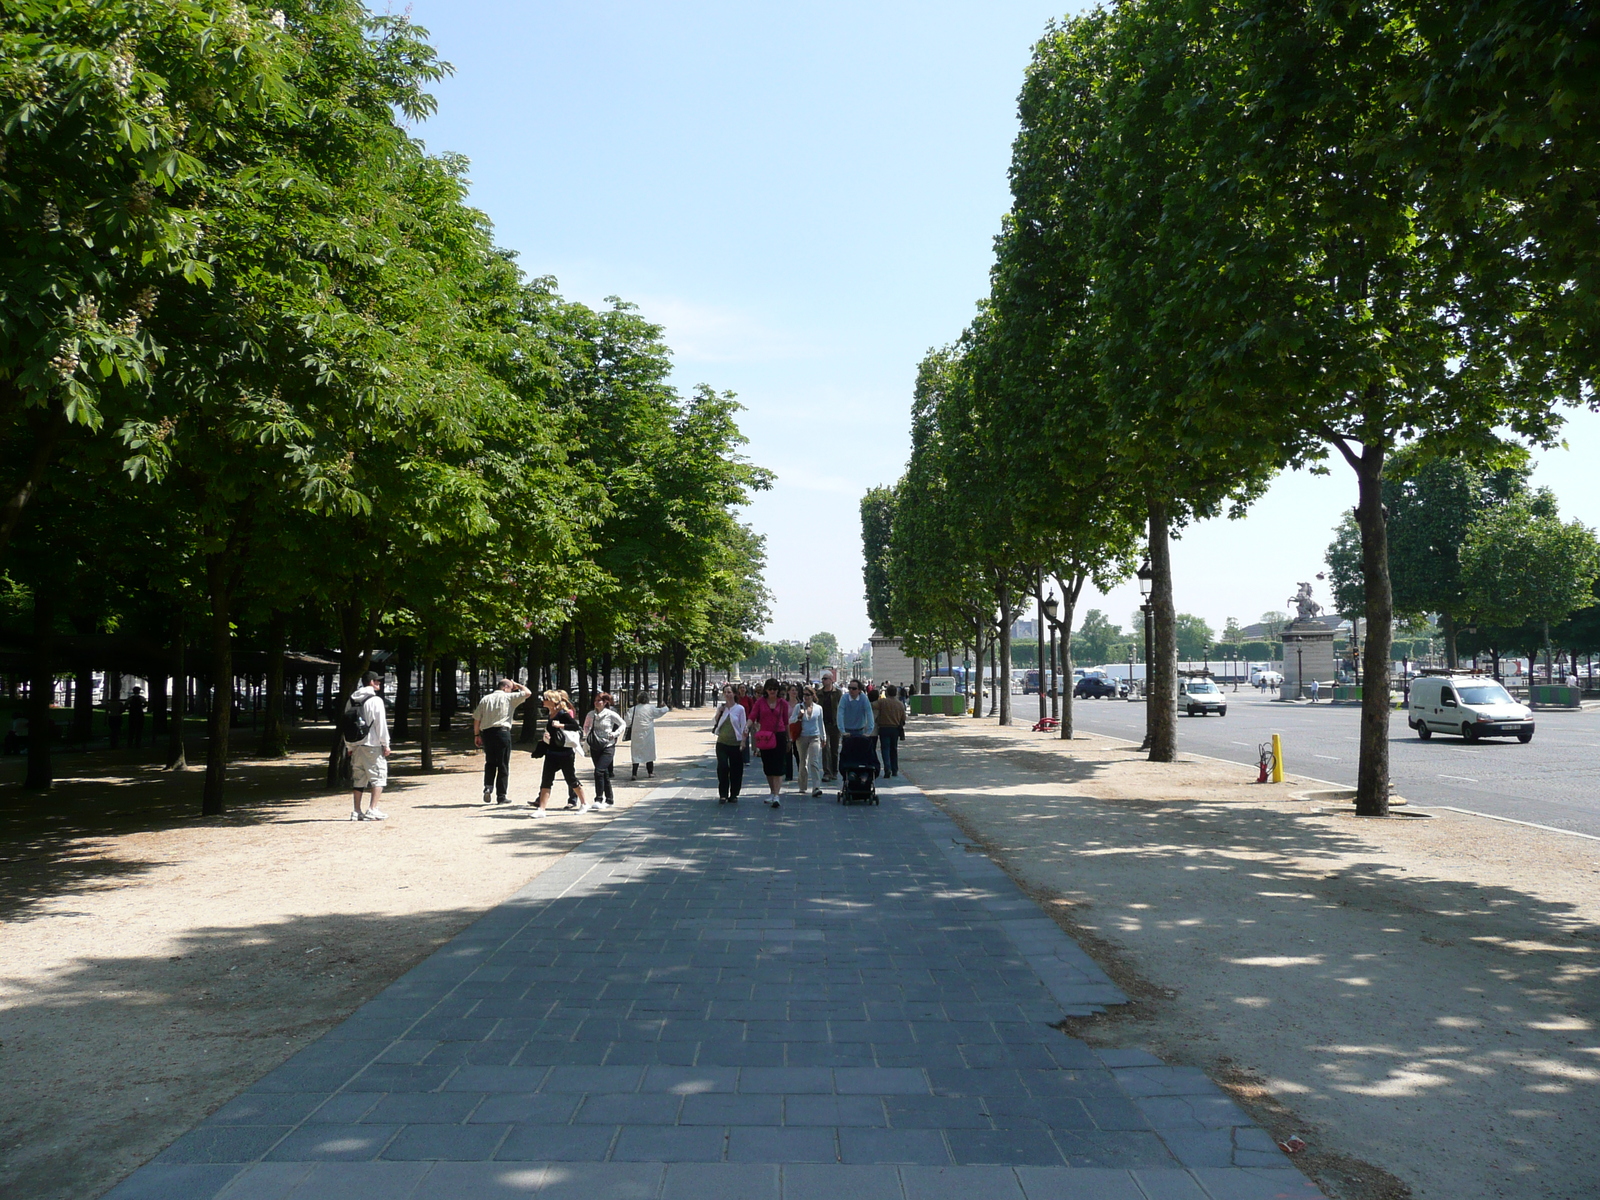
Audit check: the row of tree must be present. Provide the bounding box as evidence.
[1,1,770,812]
[862,0,1598,814]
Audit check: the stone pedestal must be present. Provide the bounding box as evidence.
[1279,619,1338,700]
[869,635,917,690]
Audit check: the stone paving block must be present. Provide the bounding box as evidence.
[363,1091,482,1125]
[728,1125,839,1162]
[1013,1166,1146,1200]
[469,1093,580,1124]
[211,1162,312,1200]
[208,1093,331,1128]
[538,1065,644,1093]
[1111,1067,1223,1098]
[156,1126,292,1164]
[780,1163,904,1200]
[611,1123,726,1162]
[264,1125,399,1162]
[574,1092,682,1125]
[835,1067,928,1095]
[899,1164,1025,1199]
[662,1161,781,1199]
[1053,1130,1178,1170]
[103,1164,245,1200]
[883,1096,989,1129]
[741,1067,836,1094]
[1137,1095,1256,1132]
[281,1161,430,1198]
[381,1122,510,1160]
[1081,1098,1153,1132]
[494,1124,616,1161]
[785,1094,886,1127]
[838,1128,951,1165]
[1189,1167,1325,1200]
[641,1065,739,1094]
[407,1162,546,1198]
[946,1128,1065,1167]
[680,1091,782,1126]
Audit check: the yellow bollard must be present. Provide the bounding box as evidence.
[1271,733,1285,783]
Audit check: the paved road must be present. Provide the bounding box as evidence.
[1025,688,1600,838]
[107,771,1322,1200]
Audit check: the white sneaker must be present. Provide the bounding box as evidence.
[366,808,388,820]
[349,810,366,822]
[577,802,592,813]
[530,808,545,819]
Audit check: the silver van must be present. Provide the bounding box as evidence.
[1408,675,1534,743]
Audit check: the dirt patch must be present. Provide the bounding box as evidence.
[0,712,712,1200]
[902,717,1600,1200]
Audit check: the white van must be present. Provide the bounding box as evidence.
[1408,675,1535,743]
[1178,677,1227,717]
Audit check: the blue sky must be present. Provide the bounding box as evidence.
[408,1,1600,653]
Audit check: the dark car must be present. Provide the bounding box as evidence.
[1074,676,1120,699]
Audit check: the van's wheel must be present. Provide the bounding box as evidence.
[1219,707,1227,717]
[1462,723,1479,743]
[1414,721,1431,740]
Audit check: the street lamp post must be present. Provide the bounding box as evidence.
[1042,591,1060,722]
[804,641,811,685]
[1296,644,1305,700]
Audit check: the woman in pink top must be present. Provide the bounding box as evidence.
[747,677,791,809]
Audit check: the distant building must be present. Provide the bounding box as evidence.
[1010,619,1037,640]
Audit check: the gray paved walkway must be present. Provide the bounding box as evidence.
[106,766,1323,1200]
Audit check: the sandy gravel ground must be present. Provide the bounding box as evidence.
[0,710,713,1200]
[902,715,1600,1200]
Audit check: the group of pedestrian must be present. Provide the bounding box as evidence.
[709,670,911,806]
[342,670,670,822]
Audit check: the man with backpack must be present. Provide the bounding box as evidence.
[341,670,391,821]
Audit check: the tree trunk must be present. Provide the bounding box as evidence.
[468,648,481,708]
[25,590,54,790]
[521,635,542,742]
[420,653,436,771]
[151,669,168,737]
[202,553,232,815]
[72,661,94,742]
[394,637,413,740]
[602,651,612,695]
[573,627,589,713]
[437,656,455,734]
[1055,572,1084,741]
[1147,499,1178,762]
[165,611,188,770]
[971,626,984,717]
[259,611,289,757]
[1353,443,1393,817]
[0,406,69,562]
[557,625,571,696]
[997,577,1013,726]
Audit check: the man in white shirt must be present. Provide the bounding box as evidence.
[473,677,532,804]
[343,671,391,821]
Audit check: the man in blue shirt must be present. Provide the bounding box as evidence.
[838,679,876,739]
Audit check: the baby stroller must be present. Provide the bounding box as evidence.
[836,734,880,805]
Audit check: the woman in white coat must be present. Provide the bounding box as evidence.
[624,690,670,779]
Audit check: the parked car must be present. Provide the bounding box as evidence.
[1408,675,1534,743]
[1075,676,1121,700]
[1179,678,1227,717]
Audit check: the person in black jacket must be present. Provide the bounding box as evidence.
[532,690,587,817]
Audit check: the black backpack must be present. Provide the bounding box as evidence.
[339,694,372,742]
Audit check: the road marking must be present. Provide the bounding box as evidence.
[1438,774,1479,783]
[1313,754,1340,760]
[1231,741,1253,747]
[1412,806,1600,842]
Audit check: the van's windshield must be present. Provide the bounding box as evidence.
[1458,683,1514,706]
[1187,682,1218,694]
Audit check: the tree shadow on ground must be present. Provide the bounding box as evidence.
[0,727,469,922]
[905,719,1600,1200]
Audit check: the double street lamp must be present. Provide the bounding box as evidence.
[1042,591,1061,720]
[1136,560,1153,750]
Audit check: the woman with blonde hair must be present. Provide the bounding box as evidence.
[532,689,586,816]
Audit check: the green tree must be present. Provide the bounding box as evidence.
[1074,610,1122,667]
[1460,493,1600,674]
[860,486,895,637]
[1173,614,1213,662]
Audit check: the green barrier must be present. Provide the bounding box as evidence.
[909,694,968,716]
[1530,685,1581,709]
